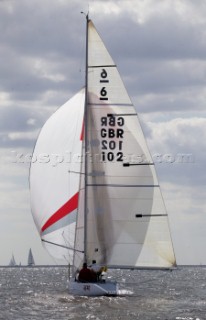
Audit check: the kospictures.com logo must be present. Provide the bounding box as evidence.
[9,150,195,167]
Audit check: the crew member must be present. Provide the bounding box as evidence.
[78,262,93,282]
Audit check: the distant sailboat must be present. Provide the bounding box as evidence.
[30,15,176,296]
[28,248,35,266]
[9,254,17,267]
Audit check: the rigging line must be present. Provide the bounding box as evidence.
[41,239,84,253]
[73,250,85,268]
[62,230,70,249]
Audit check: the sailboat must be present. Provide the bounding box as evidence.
[9,254,17,267]
[30,15,176,296]
[27,248,35,266]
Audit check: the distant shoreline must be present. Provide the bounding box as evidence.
[0,264,206,269]
[0,265,68,268]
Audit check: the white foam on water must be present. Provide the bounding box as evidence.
[176,317,200,320]
[117,289,134,296]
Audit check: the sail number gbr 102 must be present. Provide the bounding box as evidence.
[100,115,125,162]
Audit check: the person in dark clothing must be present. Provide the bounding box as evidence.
[78,262,94,282]
[90,260,101,281]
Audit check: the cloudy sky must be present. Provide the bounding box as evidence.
[0,0,206,266]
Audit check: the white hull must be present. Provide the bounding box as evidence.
[68,278,118,296]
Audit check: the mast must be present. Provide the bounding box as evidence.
[83,13,89,264]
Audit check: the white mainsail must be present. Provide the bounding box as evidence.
[28,248,35,266]
[30,89,85,263]
[74,20,176,270]
[9,254,17,267]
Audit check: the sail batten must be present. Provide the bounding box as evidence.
[88,65,116,68]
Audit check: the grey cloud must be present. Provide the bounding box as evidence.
[0,1,205,154]
[0,1,85,57]
[0,0,86,102]
[0,105,43,132]
[1,1,206,112]
[98,11,206,61]
[0,134,35,148]
[145,116,206,189]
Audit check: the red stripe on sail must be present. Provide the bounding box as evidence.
[80,120,84,141]
[41,192,79,233]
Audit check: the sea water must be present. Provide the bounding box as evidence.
[0,266,205,320]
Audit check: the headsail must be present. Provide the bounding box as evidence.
[30,89,85,263]
[74,20,176,269]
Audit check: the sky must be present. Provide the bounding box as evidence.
[0,0,206,266]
